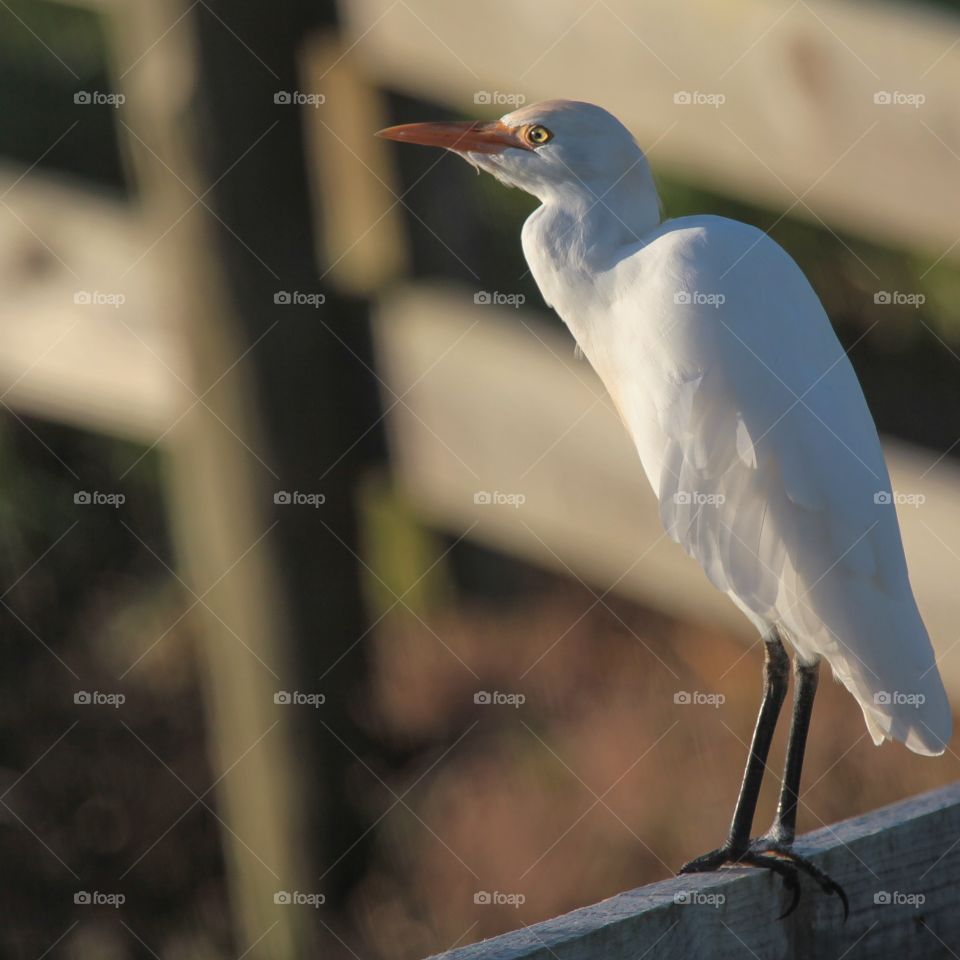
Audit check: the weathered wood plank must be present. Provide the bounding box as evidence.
[0,165,182,440]
[2,163,957,693]
[427,782,960,960]
[300,30,407,294]
[111,2,325,956]
[344,0,960,258]
[373,284,960,697]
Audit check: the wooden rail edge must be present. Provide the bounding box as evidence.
[428,781,960,960]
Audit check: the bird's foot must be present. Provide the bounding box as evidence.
[679,838,848,921]
[748,835,849,920]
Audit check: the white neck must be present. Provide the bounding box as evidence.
[521,158,661,333]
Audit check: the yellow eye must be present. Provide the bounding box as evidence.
[526,124,553,146]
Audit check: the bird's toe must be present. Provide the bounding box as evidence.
[678,846,742,874]
[745,841,850,921]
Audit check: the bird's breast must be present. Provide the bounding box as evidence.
[521,207,683,497]
[542,277,674,496]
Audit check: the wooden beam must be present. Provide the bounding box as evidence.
[3,160,956,702]
[373,284,960,696]
[300,30,407,295]
[0,165,181,440]
[343,0,960,258]
[427,781,960,959]
[108,2,327,956]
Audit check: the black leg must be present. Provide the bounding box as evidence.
[750,657,850,919]
[762,658,819,846]
[725,633,790,851]
[680,630,788,873]
[679,635,848,920]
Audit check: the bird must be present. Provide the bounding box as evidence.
[376,99,951,917]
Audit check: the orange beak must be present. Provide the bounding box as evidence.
[375,120,531,155]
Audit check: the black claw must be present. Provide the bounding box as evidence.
[678,842,848,921]
[740,852,802,919]
[751,843,850,922]
[835,884,850,923]
[803,868,847,919]
[778,885,802,921]
[678,848,734,875]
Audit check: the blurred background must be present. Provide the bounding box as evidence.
[3,0,960,957]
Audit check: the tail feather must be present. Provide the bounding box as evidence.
[810,593,952,757]
[777,556,952,757]
[856,673,952,756]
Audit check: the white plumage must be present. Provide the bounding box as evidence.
[379,99,952,757]
[528,209,950,755]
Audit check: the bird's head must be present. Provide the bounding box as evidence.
[377,99,647,204]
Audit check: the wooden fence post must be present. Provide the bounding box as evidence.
[111,0,380,954]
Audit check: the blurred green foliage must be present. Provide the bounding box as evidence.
[1,0,127,189]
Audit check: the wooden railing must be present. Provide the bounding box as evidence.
[7,1,960,957]
[428,782,960,960]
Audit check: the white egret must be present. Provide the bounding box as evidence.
[377,100,951,917]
